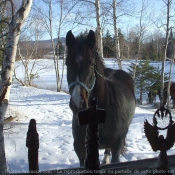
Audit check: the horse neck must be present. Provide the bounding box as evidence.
[92,55,105,107]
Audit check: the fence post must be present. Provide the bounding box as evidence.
[26,119,39,174]
[78,98,106,173]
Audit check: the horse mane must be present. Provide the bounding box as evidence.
[93,51,105,106]
[76,36,94,67]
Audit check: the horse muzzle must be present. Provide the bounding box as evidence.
[70,87,89,113]
[70,96,88,112]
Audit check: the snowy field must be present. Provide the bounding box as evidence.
[4,59,175,173]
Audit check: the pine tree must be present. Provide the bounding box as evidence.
[166,28,174,60]
[128,60,163,104]
[103,30,114,58]
[55,40,64,58]
[148,39,157,61]
[77,29,89,40]
[142,38,163,61]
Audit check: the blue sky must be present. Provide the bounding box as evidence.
[25,0,175,40]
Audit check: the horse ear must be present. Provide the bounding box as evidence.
[87,30,96,49]
[66,30,75,48]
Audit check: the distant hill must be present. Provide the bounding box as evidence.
[38,37,66,45]
[19,37,65,48]
[17,37,66,58]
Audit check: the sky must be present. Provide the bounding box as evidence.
[22,0,174,41]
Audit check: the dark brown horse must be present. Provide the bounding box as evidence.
[148,81,175,108]
[66,30,136,167]
[170,83,175,108]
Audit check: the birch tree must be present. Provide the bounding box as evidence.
[113,0,122,69]
[95,0,103,60]
[159,0,172,106]
[35,0,78,92]
[79,0,104,61]
[0,0,33,172]
[55,0,78,90]
[132,0,152,80]
[166,27,174,108]
[43,0,61,92]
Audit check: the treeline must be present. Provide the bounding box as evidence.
[102,29,173,61]
[15,28,173,62]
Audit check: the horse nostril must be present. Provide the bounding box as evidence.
[80,99,84,108]
[70,98,75,106]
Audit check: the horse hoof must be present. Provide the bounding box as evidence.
[101,154,111,165]
[101,160,110,165]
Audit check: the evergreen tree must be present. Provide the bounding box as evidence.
[77,29,89,40]
[148,39,157,60]
[131,36,139,57]
[118,28,127,59]
[103,30,114,58]
[128,60,163,104]
[166,28,174,60]
[55,40,64,58]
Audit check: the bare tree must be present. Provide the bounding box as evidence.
[95,0,103,60]
[166,28,175,108]
[47,0,61,92]
[34,0,78,92]
[78,0,104,61]
[0,0,33,172]
[55,0,79,90]
[98,0,136,65]
[159,0,173,106]
[132,0,152,80]
[32,0,61,91]
[113,0,122,69]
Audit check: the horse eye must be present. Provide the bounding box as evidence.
[90,63,94,67]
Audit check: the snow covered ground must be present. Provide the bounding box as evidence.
[4,59,175,173]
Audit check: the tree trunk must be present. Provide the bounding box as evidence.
[160,0,171,106]
[0,0,33,173]
[48,0,61,92]
[167,57,174,108]
[167,28,174,109]
[132,0,145,80]
[56,0,64,92]
[113,0,122,69]
[95,0,104,62]
[60,47,67,90]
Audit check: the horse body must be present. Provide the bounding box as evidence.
[148,81,175,108]
[170,83,175,108]
[104,67,114,78]
[66,30,136,166]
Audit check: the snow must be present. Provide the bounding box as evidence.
[4,59,175,173]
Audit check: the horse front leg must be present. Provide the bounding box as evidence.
[101,149,111,164]
[172,98,175,109]
[73,140,86,167]
[72,115,86,167]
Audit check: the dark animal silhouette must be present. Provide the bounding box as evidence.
[26,119,39,172]
[66,30,136,167]
[170,83,175,108]
[148,82,175,108]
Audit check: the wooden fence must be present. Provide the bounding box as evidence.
[8,155,175,175]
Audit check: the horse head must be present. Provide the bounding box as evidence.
[66,30,97,113]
